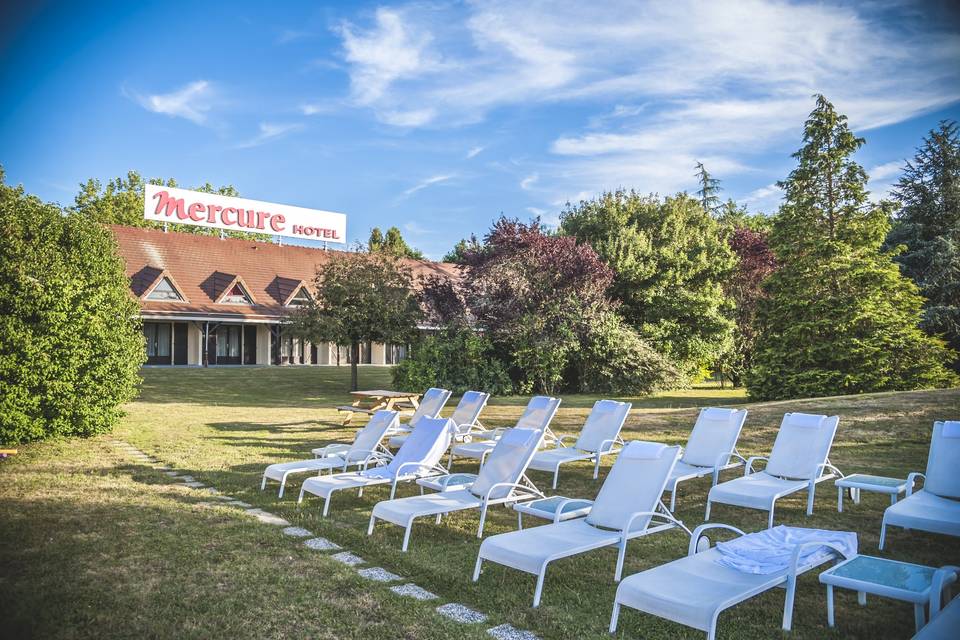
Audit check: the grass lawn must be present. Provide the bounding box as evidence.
[2,366,958,639]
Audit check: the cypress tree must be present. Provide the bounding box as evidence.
[748,96,956,400]
[886,121,960,369]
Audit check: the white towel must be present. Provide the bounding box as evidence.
[715,525,857,575]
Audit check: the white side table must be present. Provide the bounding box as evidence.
[819,555,958,632]
[835,474,908,512]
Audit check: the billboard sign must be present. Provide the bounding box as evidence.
[143,185,346,243]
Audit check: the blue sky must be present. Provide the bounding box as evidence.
[2,0,959,259]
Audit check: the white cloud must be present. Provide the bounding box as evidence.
[466,145,485,159]
[331,0,960,203]
[235,122,303,149]
[520,173,539,190]
[401,174,454,197]
[133,80,213,124]
[868,160,904,181]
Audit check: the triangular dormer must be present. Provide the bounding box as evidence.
[285,283,312,307]
[141,270,188,303]
[216,276,256,305]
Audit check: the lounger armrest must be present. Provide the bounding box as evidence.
[622,509,691,540]
[688,523,746,556]
[551,498,594,523]
[746,456,769,475]
[347,448,391,469]
[480,481,544,504]
[556,435,578,448]
[814,462,844,481]
[596,438,622,455]
[390,461,449,499]
[712,452,748,485]
[314,442,348,457]
[360,451,392,470]
[906,471,925,496]
[788,541,851,577]
[930,566,960,618]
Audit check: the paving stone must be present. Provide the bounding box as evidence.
[303,537,342,551]
[357,567,402,582]
[156,466,172,472]
[182,482,206,489]
[164,471,180,477]
[226,500,252,508]
[177,475,196,483]
[331,551,365,566]
[245,509,291,526]
[211,495,233,501]
[390,583,438,600]
[282,526,313,538]
[437,603,487,624]
[486,625,539,640]
[201,487,221,495]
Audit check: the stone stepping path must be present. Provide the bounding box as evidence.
[111,439,542,639]
[357,567,402,582]
[487,624,540,640]
[331,551,365,566]
[390,583,438,600]
[304,537,341,551]
[437,603,487,624]
[245,509,290,527]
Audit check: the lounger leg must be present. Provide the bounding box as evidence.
[517,512,523,530]
[704,500,712,522]
[857,591,866,606]
[472,556,483,582]
[913,604,925,632]
[670,488,677,513]
[837,486,843,513]
[879,520,888,550]
[260,475,267,491]
[608,602,620,633]
[615,540,628,582]
[593,455,601,480]
[402,523,413,552]
[435,513,442,524]
[279,473,290,498]
[768,501,776,529]
[477,503,489,538]
[323,494,332,517]
[552,467,559,490]
[533,567,548,608]
[807,484,817,516]
[297,487,305,505]
[367,514,377,535]
[826,585,835,627]
[782,574,798,631]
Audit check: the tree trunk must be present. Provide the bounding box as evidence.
[350,341,360,391]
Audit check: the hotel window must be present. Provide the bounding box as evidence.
[216,326,241,360]
[144,322,172,364]
[146,277,183,301]
[287,287,311,307]
[222,283,252,304]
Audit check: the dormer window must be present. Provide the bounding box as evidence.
[222,282,253,304]
[287,286,311,307]
[146,277,184,301]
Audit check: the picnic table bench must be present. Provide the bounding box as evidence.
[337,390,421,425]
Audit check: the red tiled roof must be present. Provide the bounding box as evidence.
[109,225,459,321]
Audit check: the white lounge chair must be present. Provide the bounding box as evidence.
[388,390,489,449]
[880,421,960,550]
[527,399,630,489]
[260,410,398,497]
[706,412,842,528]
[368,426,545,551]
[376,387,452,440]
[473,441,690,607]
[665,407,749,511]
[610,524,855,640]
[449,396,561,466]
[298,417,456,516]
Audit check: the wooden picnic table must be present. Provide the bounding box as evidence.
[336,390,421,425]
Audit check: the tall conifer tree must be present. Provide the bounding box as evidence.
[887,121,960,369]
[749,96,955,400]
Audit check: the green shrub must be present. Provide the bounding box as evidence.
[392,326,512,396]
[0,174,145,445]
[571,311,682,395]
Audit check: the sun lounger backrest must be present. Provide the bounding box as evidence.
[364,417,455,480]
[515,396,561,430]
[344,410,398,463]
[765,413,839,480]
[585,441,680,532]
[925,421,960,499]
[574,400,631,453]
[470,428,544,500]
[449,391,490,431]
[681,407,748,467]
[410,388,452,427]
